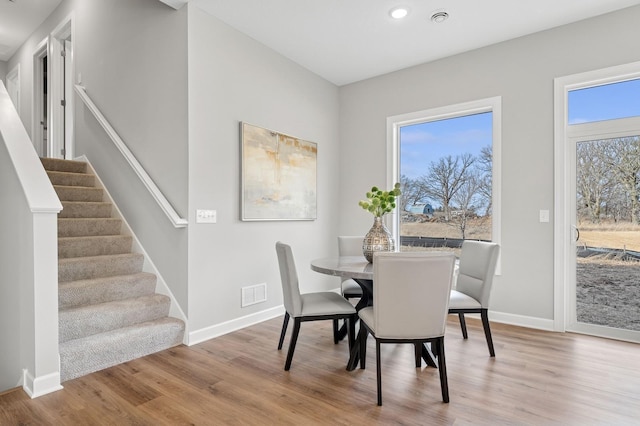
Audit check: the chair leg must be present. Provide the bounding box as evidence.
[481,309,496,357]
[278,312,290,350]
[347,315,356,350]
[376,340,382,406]
[359,325,368,369]
[284,318,301,371]
[421,343,438,368]
[435,337,449,403]
[414,343,422,368]
[458,312,468,339]
[333,319,339,344]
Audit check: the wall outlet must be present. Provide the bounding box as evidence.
[241,283,267,307]
[539,209,550,223]
[196,209,217,223]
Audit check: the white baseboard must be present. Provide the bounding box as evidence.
[188,305,285,346]
[489,310,555,331]
[187,305,557,347]
[22,369,63,399]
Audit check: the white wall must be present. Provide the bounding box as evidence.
[0,138,27,392]
[187,5,340,336]
[7,0,190,312]
[339,5,640,323]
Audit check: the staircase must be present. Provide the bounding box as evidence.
[41,157,185,382]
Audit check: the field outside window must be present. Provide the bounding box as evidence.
[393,99,500,257]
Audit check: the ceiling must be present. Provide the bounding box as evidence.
[3,0,640,84]
[0,0,62,61]
[191,0,640,86]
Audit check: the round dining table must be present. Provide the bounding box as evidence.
[310,255,442,371]
[310,256,374,312]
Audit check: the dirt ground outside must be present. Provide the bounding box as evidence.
[401,217,640,332]
[577,259,640,331]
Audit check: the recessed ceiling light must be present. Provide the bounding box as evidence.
[390,7,409,19]
[431,11,449,23]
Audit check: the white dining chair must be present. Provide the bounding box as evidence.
[448,240,500,356]
[358,251,456,405]
[338,236,364,299]
[275,242,357,370]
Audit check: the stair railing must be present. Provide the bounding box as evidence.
[74,84,188,228]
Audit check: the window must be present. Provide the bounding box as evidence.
[387,97,501,254]
[568,78,640,125]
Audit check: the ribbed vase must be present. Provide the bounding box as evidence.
[363,216,395,263]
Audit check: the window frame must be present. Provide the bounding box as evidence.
[386,96,502,268]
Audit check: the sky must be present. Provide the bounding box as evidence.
[568,78,640,124]
[400,78,640,180]
[400,112,492,180]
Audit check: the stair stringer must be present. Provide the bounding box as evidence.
[75,155,188,343]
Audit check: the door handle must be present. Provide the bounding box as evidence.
[572,225,580,242]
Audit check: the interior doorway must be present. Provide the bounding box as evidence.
[33,15,74,159]
[32,40,48,158]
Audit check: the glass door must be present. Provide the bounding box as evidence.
[569,134,640,342]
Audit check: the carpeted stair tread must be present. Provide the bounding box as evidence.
[59,294,171,342]
[59,317,185,382]
[42,157,185,382]
[59,201,112,218]
[58,217,122,237]
[59,272,157,309]
[54,185,103,202]
[46,170,95,187]
[59,253,144,282]
[41,157,87,174]
[58,235,132,258]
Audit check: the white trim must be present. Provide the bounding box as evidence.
[567,322,640,344]
[32,38,48,158]
[568,116,640,140]
[488,310,555,332]
[74,85,188,228]
[49,13,75,159]
[386,96,502,272]
[77,155,189,343]
[22,370,63,399]
[63,38,74,159]
[186,304,555,349]
[158,0,189,10]
[188,306,284,346]
[554,60,640,335]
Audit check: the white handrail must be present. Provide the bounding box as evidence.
[74,84,188,228]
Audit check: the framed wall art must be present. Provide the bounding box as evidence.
[241,122,317,221]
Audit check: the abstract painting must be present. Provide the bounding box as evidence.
[241,122,317,220]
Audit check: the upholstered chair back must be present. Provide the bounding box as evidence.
[455,241,500,307]
[276,241,303,317]
[372,252,455,339]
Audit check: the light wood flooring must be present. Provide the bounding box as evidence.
[1,316,639,425]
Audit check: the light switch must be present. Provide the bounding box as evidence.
[539,209,550,223]
[196,209,217,223]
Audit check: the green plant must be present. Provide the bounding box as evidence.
[358,183,401,217]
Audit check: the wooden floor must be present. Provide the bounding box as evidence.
[1,316,639,425]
